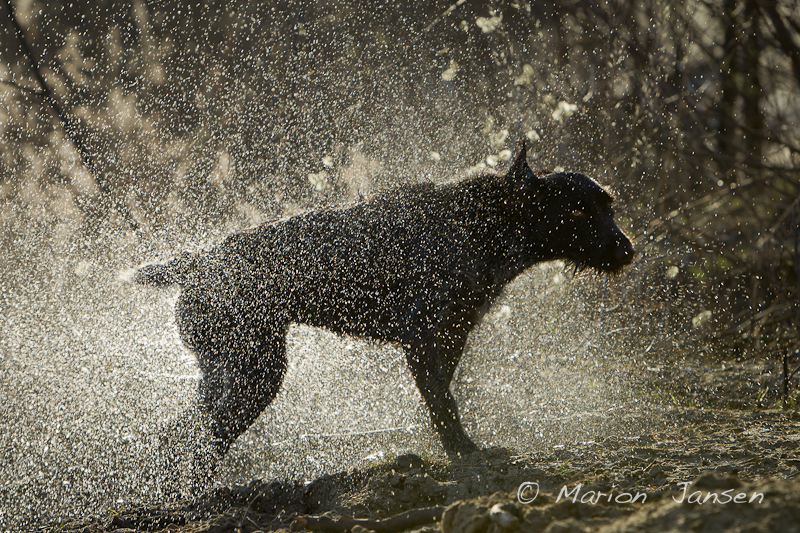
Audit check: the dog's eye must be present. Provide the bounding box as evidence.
[571,208,586,219]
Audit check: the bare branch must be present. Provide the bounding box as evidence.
[1,0,139,231]
[0,78,45,98]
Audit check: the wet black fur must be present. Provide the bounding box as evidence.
[133,143,634,462]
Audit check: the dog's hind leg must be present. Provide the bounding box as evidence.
[199,322,288,457]
[159,314,287,494]
[176,291,288,456]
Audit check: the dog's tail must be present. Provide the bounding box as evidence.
[119,253,193,287]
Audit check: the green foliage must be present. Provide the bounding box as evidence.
[555,459,574,476]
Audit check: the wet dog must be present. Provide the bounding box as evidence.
[132,143,633,474]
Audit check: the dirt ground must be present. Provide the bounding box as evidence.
[53,353,800,533]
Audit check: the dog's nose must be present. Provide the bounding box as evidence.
[613,235,635,266]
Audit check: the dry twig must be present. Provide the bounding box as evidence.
[291,506,444,533]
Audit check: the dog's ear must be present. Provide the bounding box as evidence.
[507,140,538,186]
[506,140,544,206]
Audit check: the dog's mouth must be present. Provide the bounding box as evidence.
[570,260,626,277]
[569,241,635,276]
[594,261,631,276]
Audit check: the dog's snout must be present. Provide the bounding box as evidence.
[613,234,635,266]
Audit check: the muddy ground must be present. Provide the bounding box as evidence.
[52,353,800,533]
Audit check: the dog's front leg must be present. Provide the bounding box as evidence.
[403,336,479,458]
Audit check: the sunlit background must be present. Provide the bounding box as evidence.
[1,0,799,530]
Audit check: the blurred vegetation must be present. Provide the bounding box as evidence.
[1,0,799,357]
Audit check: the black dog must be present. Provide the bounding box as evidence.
[133,143,633,463]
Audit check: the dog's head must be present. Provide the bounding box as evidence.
[506,143,635,274]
